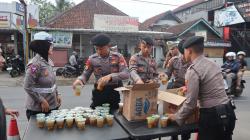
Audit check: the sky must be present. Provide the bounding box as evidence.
[1,0,193,22]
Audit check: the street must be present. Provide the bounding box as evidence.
[0,77,249,140]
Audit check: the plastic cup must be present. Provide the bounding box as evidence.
[36,117,45,128]
[76,118,86,130]
[106,114,114,126]
[46,118,55,131]
[147,117,154,128]
[74,85,82,96]
[160,116,169,128]
[161,77,168,85]
[89,115,97,126]
[56,117,65,129]
[66,117,74,128]
[118,103,123,113]
[96,116,104,128]
[152,115,160,127]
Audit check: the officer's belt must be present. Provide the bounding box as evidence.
[32,84,56,94]
[199,101,232,113]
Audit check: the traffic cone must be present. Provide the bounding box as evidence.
[7,118,20,140]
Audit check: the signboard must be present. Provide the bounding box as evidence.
[0,13,10,28]
[204,41,231,47]
[236,0,250,22]
[31,31,73,48]
[214,5,245,27]
[16,2,25,13]
[94,14,139,32]
[27,5,39,28]
[195,31,207,41]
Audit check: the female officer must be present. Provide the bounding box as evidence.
[24,31,61,120]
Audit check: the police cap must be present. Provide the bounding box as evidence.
[183,36,204,49]
[141,36,154,46]
[178,39,185,54]
[91,33,111,47]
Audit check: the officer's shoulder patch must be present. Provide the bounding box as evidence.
[28,63,41,74]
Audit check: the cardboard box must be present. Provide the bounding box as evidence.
[158,90,199,124]
[115,83,160,121]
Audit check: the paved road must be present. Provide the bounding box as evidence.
[0,77,250,140]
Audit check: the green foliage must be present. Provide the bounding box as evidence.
[30,0,75,25]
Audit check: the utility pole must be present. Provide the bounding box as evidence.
[19,0,29,65]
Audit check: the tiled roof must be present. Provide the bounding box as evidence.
[45,0,127,29]
[173,0,205,13]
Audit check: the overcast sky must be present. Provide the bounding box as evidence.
[2,0,193,22]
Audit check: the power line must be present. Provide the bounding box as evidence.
[116,0,179,6]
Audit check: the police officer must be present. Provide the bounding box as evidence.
[166,39,191,89]
[129,36,158,84]
[24,31,61,120]
[168,36,236,140]
[72,33,129,112]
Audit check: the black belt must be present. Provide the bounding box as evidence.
[199,101,234,113]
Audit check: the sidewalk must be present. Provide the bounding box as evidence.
[1,70,250,87]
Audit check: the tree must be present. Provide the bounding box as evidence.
[30,0,75,25]
[54,0,75,14]
[30,0,55,25]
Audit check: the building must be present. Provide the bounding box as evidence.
[0,1,39,59]
[165,18,230,65]
[41,0,173,66]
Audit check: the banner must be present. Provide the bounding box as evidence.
[0,13,10,28]
[94,14,139,32]
[31,31,73,48]
[214,5,245,27]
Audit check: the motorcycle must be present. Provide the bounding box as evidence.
[6,55,25,77]
[222,69,245,97]
[57,57,85,78]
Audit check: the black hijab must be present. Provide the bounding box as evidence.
[29,40,51,62]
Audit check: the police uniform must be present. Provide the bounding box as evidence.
[24,54,60,119]
[78,33,129,111]
[174,36,236,140]
[129,37,158,83]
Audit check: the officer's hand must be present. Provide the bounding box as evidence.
[72,79,84,90]
[98,75,112,85]
[5,108,19,118]
[168,114,176,121]
[136,79,144,84]
[57,94,62,107]
[41,99,50,113]
[226,69,231,73]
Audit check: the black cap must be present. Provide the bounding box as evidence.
[183,36,204,49]
[141,36,154,46]
[91,33,111,47]
[178,39,185,54]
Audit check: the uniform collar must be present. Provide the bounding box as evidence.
[138,51,152,58]
[36,54,49,65]
[192,55,204,65]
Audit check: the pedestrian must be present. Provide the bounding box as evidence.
[129,36,158,84]
[0,97,19,140]
[164,39,191,140]
[0,48,5,71]
[168,36,236,140]
[72,33,129,113]
[24,31,61,120]
[236,51,247,90]
[69,51,78,67]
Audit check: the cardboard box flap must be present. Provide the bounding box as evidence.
[158,91,186,106]
[114,87,130,92]
[131,83,160,90]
